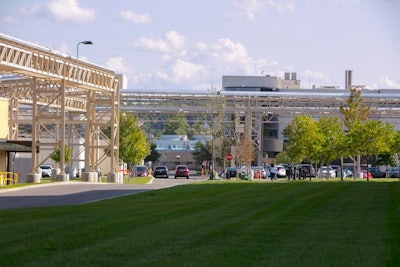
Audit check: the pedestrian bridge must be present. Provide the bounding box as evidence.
[0,33,120,179]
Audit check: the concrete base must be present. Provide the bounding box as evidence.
[81,172,99,182]
[55,174,70,182]
[51,168,61,181]
[107,172,124,184]
[26,174,41,183]
[355,172,363,179]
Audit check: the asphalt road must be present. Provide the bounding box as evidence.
[0,176,207,210]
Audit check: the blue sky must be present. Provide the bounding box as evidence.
[1,0,399,90]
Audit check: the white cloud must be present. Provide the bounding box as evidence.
[132,30,185,53]
[165,31,185,50]
[1,4,40,24]
[130,32,288,89]
[106,57,133,74]
[226,0,294,21]
[329,0,360,3]
[227,0,264,21]
[47,0,95,23]
[267,0,295,13]
[211,38,249,62]
[169,60,206,83]
[20,4,41,16]
[379,76,400,89]
[1,15,19,24]
[120,10,151,24]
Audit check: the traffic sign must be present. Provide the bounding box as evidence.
[226,153,233,161]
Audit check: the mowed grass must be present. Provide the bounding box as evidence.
[0,180,399,266]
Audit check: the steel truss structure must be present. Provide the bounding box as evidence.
[0,34,120,177]
[121,88,400,120]
[121,88,400,164]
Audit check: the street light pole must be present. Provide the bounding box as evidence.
[76,41,93,81]
[75,41,93,179]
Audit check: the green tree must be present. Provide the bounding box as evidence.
[104,113,151,165]
[121,114,151,165]
[50,145,72,164]
[316,117,347,180]
[275,151,291,165]
[283,114,323,165]
[164,114,190,136]
[340,87,371,174]
[375,153,397,171]
[192,141,212,170]
[340,88,370,130]
[390,131,400,179]
[187,122,210,137]
[144,143,161,165]
[348,120,396,181]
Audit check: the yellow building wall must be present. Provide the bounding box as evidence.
[0,99,8,139]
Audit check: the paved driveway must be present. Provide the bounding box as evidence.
[0,177,207,210]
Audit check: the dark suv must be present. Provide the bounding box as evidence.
[154,166,169,178]
[297,164,316,177]
[175,165,190,179]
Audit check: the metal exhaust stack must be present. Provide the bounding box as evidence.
[345,70,352,90]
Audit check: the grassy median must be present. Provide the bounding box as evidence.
[0,180,399,266]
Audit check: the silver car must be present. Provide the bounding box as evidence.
[251,166,270,178]
[275,165,286,178]
[318,166,336,178]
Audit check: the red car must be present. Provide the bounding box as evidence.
[361,170,372,179]
[175,165,190,179]
[135,165,148,177]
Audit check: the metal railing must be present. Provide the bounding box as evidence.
[0,172,19,186]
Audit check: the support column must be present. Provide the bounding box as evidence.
[28,78,41,183]
[108,77,121,182]
[82,90,97,181]
[56,79,69,182]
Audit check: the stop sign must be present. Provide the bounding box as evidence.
[226,153,233,161]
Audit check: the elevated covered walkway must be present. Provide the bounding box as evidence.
[0,34,121,182]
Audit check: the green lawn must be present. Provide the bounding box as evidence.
[0,180,399,266]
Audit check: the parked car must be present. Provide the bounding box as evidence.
[389,167,399,178]
[330,165,353,178]
[39,164,53,177]
[318,166,336,178]
[175,165,190,179]
[154,166,169,178]
[251,166,269,179]
[238,166,254,179]
[342,169,353,178]
[368,167,386,178]
[361,170,373,179]
[275,165,286,178]
[223,167,237,179]
[342,167,354,178]
[297,164,316,177]
[135,165,148,177]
